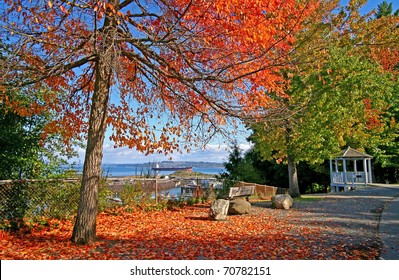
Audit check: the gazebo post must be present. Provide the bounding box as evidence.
[368,159,373,184]
[363,159,368,185]
[330,159,336,192]
[343,158,347,189]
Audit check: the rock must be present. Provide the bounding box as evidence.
[272,194,293,210]
[228,199,251,215]
[209,199,230,220]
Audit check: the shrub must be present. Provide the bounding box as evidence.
[306,183,328,194]
[120,181,151,206]
[98,182,116,212]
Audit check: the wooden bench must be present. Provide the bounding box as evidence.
[228,185,255,201]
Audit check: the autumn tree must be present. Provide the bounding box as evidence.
[369,1,399,181]
[250,46,396,194]
[0,0,318,243]
[248,0,399,196]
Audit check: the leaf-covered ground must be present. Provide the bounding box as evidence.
[1,189,390,260]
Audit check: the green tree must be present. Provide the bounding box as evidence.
[0,39,77,179]
[368,79,399,183]
[223,142,244,181]
[250,46,396,196]
[0,89,78,180]
[247,0,399,195]
[222,142,330,193]
[375,1,399,18]
[0,100,45,179]
[222,142,264,184]
[0,87,79,230]
[362,1,399,182]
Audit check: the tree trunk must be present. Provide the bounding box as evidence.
[71,25,115,244]
[287,155,300,198]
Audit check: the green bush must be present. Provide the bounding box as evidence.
[215,179,235,199]
[98,182,116,212]
[120,181,151,206]
[166,196,186,209]
[306,183,328,194]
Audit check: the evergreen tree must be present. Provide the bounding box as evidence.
[375,1,399,18]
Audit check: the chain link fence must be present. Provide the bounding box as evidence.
[0,179,81,228]
[0,177,242,229]
[0,177,186,229]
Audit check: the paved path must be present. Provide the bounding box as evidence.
[374,184,399,260]
[283,184,399,259]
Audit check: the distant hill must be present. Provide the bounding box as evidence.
[157,161,225,169]
[70,161,225,169]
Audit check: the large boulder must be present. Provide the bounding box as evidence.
[272,194,293,210]
[228,199,251,215]
[209,199,230,221]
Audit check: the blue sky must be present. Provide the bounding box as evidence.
[359,0,398,14]
[74,0,397,165]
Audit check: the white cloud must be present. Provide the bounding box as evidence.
[72,142,252,164]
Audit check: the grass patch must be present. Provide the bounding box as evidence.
[294,195,326,202]
[169,170,216,179]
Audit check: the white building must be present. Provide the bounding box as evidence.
[330,147,373,192]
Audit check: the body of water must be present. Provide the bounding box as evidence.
[69,164,226,177]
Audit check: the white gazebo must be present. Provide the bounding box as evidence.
[330,147,373,192]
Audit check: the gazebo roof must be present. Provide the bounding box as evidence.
[337,147,373,159]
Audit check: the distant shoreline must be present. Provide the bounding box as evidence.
[70,161,225,167]
[67,162,226,178]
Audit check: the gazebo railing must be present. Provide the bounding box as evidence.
[331,171,367,185]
